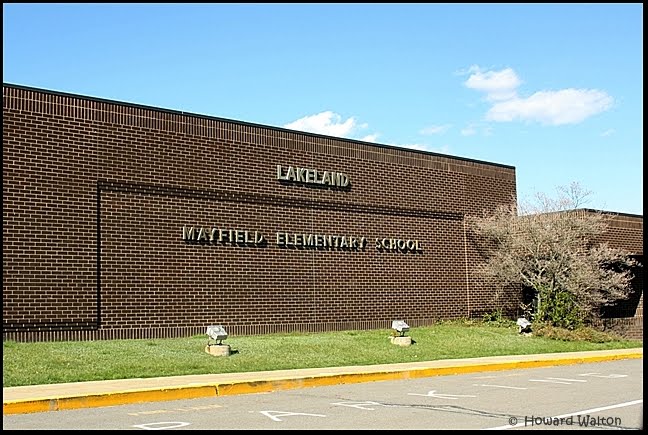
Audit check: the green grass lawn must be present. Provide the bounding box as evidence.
[2,320,642,388]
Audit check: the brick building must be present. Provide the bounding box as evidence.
[2,83,642,341]
[591,211,643,339]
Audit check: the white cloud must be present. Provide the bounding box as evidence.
[464,67,521,101]
[283,111,357,137]
[463,65,614,126]
[454,64,481,76]
[461,125,476,136]
[429,144,451,154]
[461,123,492,137]
[360,133,380,143]
[419,124,451,135]
[389,142,430,152]
[386,142,451,155]
[486,89,614,125]
[601,129,616,137]
[283,111,381,142]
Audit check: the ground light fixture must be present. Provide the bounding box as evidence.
[206,325,228,345]
[516,317,532,334]
[390,320,413,347]
[205,325,231,356]
[391,320,410,337]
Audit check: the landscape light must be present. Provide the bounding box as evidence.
[206,325,228,345]
[391,320,409,337]
[516,318,532,334]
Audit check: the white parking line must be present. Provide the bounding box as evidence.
[132,422,191,430]
[408,390,477,399]
[529,379,571,384]
[578,373,628,378]
[546,377,587,382]
[259,411,327,422]
[473,384,527,390]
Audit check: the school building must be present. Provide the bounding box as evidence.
[2,83,642,341]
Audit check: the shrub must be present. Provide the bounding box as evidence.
[532,322,622,343]
[482,309,516,328]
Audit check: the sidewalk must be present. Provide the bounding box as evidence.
[3,348,642,415]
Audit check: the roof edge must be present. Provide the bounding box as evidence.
[572,208,643,219]
[3,82,516,170]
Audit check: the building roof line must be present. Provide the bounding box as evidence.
[3,82,515,170]
[573,208,643,219]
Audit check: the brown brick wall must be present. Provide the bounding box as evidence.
[8,83,628,343]
[594,211,643,340]
[596,212,643,255]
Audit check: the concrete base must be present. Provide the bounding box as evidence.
[390,336,412,347]
[205,344,231,357]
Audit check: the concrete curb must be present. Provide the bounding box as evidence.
[3,349,643,415]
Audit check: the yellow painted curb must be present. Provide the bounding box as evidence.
[3,385,219,415]
[216,351,643,396]
[3,351,642,415]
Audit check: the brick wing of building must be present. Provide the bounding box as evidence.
[590,210,643,339]
[2,83,641,342]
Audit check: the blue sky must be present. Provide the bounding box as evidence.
[3,3,643,215]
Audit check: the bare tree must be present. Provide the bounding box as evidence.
[468,182,638,329]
